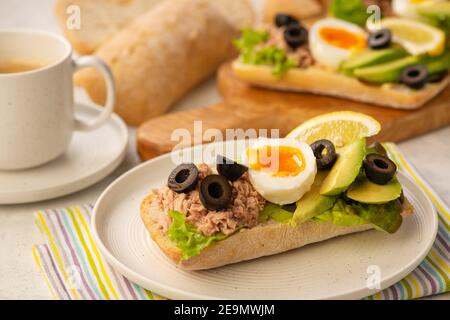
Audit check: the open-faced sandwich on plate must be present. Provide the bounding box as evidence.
[232,0,450,109]
[140,112,414,270]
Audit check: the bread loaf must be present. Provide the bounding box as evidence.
[54,0,165,54]
[75,0,254,125]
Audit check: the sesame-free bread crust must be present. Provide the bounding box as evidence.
[140,194,413,270]
[232,61,450,110]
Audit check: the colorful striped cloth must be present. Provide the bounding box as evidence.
[33,143,449,300]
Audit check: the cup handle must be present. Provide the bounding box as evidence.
[73,56,116,132]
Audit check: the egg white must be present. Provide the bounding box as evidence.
[241,138,317,205]
[310,18,367,70]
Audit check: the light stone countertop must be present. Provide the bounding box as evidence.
[0,0,448,300]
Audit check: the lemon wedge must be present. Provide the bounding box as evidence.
[286,111,381,147]
[381,17,446,56]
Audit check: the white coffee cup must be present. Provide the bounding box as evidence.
[0,29,115,171]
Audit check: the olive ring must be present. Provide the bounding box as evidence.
[310,139,337,170]
[363,154,397,185]
[168,163,199,193]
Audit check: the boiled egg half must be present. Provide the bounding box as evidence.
[310,18,367,70]
[242,138,317,205]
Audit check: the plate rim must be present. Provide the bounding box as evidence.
[91,141,438,300]
[0,102,128,204]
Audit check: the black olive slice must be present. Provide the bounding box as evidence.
[199,175,232,211]
[363,154,397,185]
[284,24,308,50]
[167,163,199,193]
[310,139,337,170]
[368,29,392,49]
[400,64,428,89]
[216,155,248,182]
[275,13,299,28]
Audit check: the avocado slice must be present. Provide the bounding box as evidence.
[353,56,421,84]
[340,48,408,75]
[291,171,338,227]
[423,52,450,76]
[346,177,402,204]
[320,139,366,196]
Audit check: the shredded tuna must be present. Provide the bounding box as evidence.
[263,25,315,69]
[153,164,266,237]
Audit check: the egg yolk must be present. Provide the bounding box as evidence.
[247,146,306,177]
[319,27,366,50]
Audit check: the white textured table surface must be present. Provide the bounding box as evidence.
[0,0,448,300]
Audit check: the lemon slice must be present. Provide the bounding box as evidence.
[286,111,381,147]
[381,17,446,56]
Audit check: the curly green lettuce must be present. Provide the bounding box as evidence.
[234,28,298,77]
[313,199,403,233]
[167,211,227,260]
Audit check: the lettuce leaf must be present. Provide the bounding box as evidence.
[167,211,227,260]
[313,199,368,226]
[354,200,403,234]
[259,203,294,224]
[330,0,369,27]
[234,28,298,77]
[313,199,403,233]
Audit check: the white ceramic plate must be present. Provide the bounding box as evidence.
[92,140,437,300]
[0,103,128,204]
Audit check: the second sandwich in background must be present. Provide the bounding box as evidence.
[75,0,254,125]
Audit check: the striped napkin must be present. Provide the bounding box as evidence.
[33,143,449,300]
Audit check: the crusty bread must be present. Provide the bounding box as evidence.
[75,0,254,125]
[54,0,165,54]
[232,61,450,109]
[140,194,413,270]
[263,0,323,23]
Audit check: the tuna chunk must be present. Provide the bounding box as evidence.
[154,164,266,237]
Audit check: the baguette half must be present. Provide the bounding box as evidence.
[140,194,413,270]
[232,61,450,110]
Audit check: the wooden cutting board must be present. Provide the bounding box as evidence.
[137,62,450,160]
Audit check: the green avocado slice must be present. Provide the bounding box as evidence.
[320,138,366,196]
[291,171,338,227]
[353,56,421,84]
[346,177,402,204]
[340,48,408,75]
[423,52,450,76]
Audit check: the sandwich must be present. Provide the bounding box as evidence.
[140,112,413,270]
[232,0,450,109]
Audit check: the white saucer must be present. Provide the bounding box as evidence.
[91,140,437,300]
[0,103,128,205]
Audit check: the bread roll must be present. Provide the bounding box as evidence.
[232,61,450,109]
[140,194,413,270]
[54,0,165,54]
[75,0,254,125]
